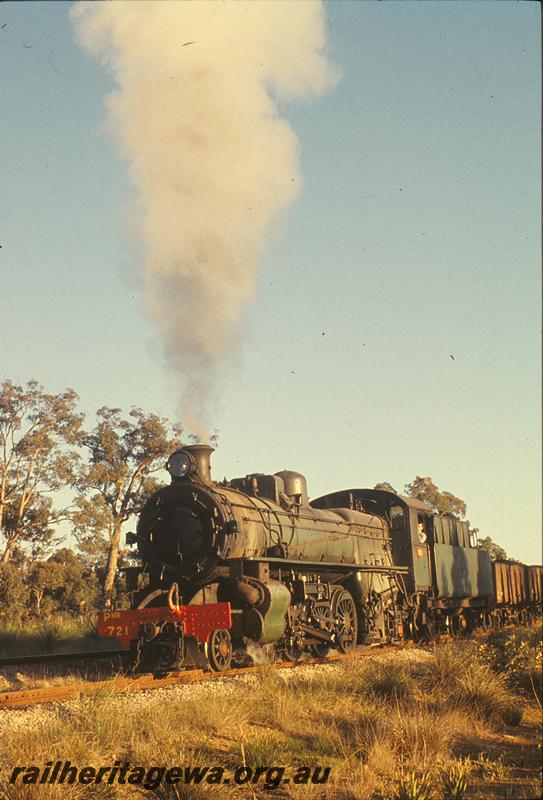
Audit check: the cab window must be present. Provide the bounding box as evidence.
[390,506,405,529]
[416,514,429,543]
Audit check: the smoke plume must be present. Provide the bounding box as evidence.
[72,1,337,436]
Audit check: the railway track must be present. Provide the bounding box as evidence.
[2,623,515,711]
[0,644,406,710]
[3,617,523,713]
[0,625,513,711]
[0,648,128,669]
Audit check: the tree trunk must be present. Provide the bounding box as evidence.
[0,542,14,565]
[102,520,123,608]
[32,588,43,617]
[1,526,22,564]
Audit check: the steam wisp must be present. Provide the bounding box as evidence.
[72,1,337,436]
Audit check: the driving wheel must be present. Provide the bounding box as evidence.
[332,588,358,653]
[309,601,333,658]
[206,628,232,672]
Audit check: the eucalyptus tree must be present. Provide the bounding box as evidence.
[404,475,467,517]
[75,406,181,606]
[0,380,83,564]
[477,535,508,561]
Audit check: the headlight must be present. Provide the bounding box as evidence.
[167,449,193,479]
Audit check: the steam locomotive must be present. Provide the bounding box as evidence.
[98,445,542,673]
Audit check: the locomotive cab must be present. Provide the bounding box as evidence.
[311,488,494,632]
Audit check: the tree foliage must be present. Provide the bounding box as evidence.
[1,548,100,619]
[75,406,181,605]
[373,481,397,493]
[404,475,467,517]
[477,535,508,561]
[0,380,83,564]
[0,561,28,619]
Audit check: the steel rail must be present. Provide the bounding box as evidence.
[0,649,128,669]
[0,644,406,711]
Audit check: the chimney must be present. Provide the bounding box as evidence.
[184,444,214,485]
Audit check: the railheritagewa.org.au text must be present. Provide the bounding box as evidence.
[6,761,331,791]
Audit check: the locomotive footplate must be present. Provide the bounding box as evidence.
[97,603,232,674]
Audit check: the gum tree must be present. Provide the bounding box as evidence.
[75,406,181,607]
[404,475,467,517]
[477,535,508,561]
[373,481,397,493]
[0,380,83,564]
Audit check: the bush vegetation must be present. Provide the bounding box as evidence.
[0,625,541,800]
[0,614,119,658]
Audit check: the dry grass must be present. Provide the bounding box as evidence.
[0,624,541,799]
[0,615,118,657]
[421,643,524,726]
[0,615,125,693]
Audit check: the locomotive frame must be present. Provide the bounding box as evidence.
[98,445,542,673]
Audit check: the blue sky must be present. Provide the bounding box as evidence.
[1,1,540,562]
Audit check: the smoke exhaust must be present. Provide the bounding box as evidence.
[71,1,338,436]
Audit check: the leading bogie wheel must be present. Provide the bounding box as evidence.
[282,638,304,662]
[332,588,358,653]
[206,628,232,672]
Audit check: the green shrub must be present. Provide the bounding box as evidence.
[394,770,435,800]
[478,625,543,701]
[441,761,471,800]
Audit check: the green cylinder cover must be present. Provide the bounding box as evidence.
[257,580,291,644]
